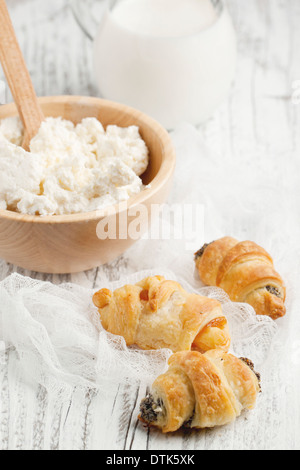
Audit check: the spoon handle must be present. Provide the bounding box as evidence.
[0,0,44,150]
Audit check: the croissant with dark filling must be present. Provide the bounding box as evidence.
[195,237,286,320]
[139,350,260,432]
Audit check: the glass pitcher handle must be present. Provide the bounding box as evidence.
[70,0,107,41]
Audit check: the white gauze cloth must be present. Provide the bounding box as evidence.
[0,269,277,396]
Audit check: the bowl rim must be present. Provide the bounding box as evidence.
[0,95,176,224]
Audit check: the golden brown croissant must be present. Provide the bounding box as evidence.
[195,237,286,320]
[93,275,231,353]
[139,350,260,432]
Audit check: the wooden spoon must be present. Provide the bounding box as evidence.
[0,0,44,150]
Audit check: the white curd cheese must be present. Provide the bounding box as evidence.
[0,116,24,146]
[0,116,149,216]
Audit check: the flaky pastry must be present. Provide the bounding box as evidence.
[93,275,231,353]
[139,350,260,432]
[195,237,286,319]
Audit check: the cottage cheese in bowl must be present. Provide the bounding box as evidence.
[0,116,149,216]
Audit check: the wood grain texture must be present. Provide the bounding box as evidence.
[0,0,299,450]
[0,0,44,149]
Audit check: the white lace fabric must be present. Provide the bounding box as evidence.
[0,269,278,397]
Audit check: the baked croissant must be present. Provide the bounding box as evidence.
[139,350,260,432]
[195,237,286,320]
[93,275,231,353]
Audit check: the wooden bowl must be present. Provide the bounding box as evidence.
[0,96,176,273]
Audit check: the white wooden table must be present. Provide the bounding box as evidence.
[0,0,300,450]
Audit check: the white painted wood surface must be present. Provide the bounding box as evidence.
[0,0,300,450]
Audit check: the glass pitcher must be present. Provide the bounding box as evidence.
[71,0,237,129]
